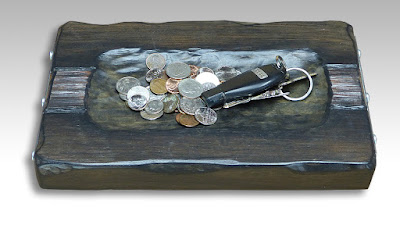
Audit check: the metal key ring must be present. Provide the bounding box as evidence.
[282,68,313,101]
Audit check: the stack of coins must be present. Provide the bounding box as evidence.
[116,52,241,127]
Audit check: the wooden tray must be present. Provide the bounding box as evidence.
[34,21,376,189]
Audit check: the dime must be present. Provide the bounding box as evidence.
[215,66,241,82]
[165,78,180,94]
[198,67,214,74]
[145,99,164,115]
[126,86,150,111]
[116,77,141,94]
[202,82,217,92]
[166,62,191,79]
[189,65,199,79]
[178,78,203,98]
[140,110,163,121]
[178,114,199,127]
[146,68,165,83]
[150,78,168,94]
[195,72,220,86]
[163,94,179,113]
[195,107,217,125]
[179,97,205,115]
[146,53,166,70]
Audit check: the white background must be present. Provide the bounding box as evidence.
[1,0,398,224]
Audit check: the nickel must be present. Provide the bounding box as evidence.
[146,53,166,70]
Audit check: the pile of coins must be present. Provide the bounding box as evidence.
[115,53,241,127]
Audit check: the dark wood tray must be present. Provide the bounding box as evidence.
[34,21,376,189]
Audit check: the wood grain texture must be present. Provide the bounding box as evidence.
[34,21,376,189]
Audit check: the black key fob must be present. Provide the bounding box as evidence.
[201,56,288,108]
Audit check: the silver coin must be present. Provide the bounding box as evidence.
[146,86,166,101]
[166,62,191,79]
[116,77,141,94]
[202,82,217,92]
[195,72,220,86]
[179,97,206,115]
[163,94,179,113]
[127,95,148,111]
[126,86,150,111]
[198,67,214,74]
[119,93,128,101]
[145,68,165,83]
[146,53,166,70]
[144,99,164,115]
[178,78,203,98]
[195,107,217,125]
[215,66,241,82]
[140,110,164,121]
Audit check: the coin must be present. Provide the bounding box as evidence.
[150,78,168,94]
[198,67,214,74]
[195,107,217,125]
[127,95,148,111]
[166,62,191,79]
[179,97,205,115]
[165,78,180,94]
[146,53,166,70]
[146,86,166,101]
[215,66,241,82]
[140,110,163,121]
[146,68,165,83]
[178,114,199,127]
[163,94,179,113]
[202,82,217,92]
[116,77,141,94]
[189,65,199,79]
[175,113,183,123]
[126,86,150,111]
[119,93,128,101]
[145,99,164,115]
[195,72,220,86]
[178,78,203,98]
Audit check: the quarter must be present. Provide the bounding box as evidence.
[195,107,217,125]
[179,97,205,115]
[145,99,164,115]
[178,78,203,98]
[166,62,191,79]
[116,76,141,94]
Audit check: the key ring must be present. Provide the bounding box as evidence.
[282,67,313,101]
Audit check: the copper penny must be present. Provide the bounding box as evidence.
[175,113,183,123]
[150,78,167,94]
[178,114,199,127]
[166,78,180,94]
[189,65,199,79]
